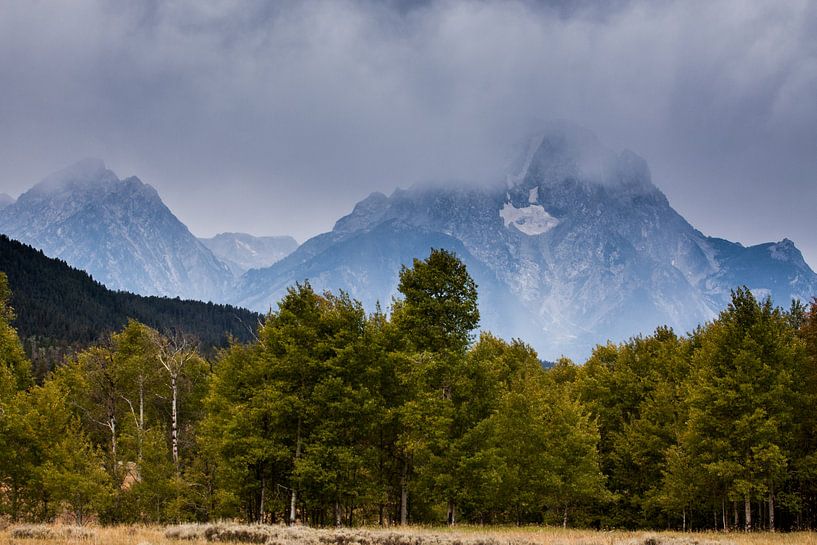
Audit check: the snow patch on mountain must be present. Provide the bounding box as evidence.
[499,201,559,236]
[528,187,539,204]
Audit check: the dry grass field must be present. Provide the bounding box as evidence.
[0,524,815,545]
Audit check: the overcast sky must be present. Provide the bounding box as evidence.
[1,0,816,265]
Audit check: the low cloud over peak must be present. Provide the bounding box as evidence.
[0,0,815,264]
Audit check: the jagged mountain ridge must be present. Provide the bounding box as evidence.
[1,128,813,360]
[234,125,817,359]
[0,159,233,302]
[200,232,299,276]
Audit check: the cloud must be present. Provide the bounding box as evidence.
[0,0,815,265]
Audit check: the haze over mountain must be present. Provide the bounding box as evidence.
[0,159,233,302]
[4,2,816,268]
[200,233,299,276]
[235,124,817,359]
[1,125,814,359]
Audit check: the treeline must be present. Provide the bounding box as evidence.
[0,249,816,531]
[0,234,260,377]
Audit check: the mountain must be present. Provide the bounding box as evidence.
[0,234,261,376]
[0,159,233,302]
[234,123,817,359]
[200,232,299,276]
[0,193,15,210]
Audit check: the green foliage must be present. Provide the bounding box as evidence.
[2,245,817,531]
[458,338,607,525]
[0,272,31,394]
[203,284,379,524]
[393,248,479,354]
[577,327,690,527]
[672,289,802,529]
[40,422,113,525]
[0,234,260,375]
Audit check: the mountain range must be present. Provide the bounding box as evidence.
[0,159,297,302]
[1,125,815,359]
[232,124,817,358]
[200,232,299,276]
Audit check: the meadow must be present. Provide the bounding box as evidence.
[2,524,816,545]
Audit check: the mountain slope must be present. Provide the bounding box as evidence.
[235,124,817,359]
[0,193,14,210]
[0,234,260,374]
[0,159,232,301]
[200,232,299,275]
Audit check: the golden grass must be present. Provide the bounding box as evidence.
[0,524,814,545]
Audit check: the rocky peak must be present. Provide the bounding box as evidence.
[513,122,656,196]
[234,125,817,360]
[119,176,162,202]
[0,159,233,302]
[769,238,806,264]
[333,191,390,233]
[0,193,15,209]
[28,158,117,198]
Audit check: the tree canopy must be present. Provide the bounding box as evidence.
[1,250,816,531]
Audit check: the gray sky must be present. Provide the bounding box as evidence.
[1,0,816,265]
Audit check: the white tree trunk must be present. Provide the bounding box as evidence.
[722,497,727,531]
[171,373,179,470]
[138,376,145,462]
[400,456,409,525]
[769,486,775,532]
[260,477,266,523]
[109,415,117,467]
[152,328,196,475]
[733,501,739,529]
[289,418,302,526]
[744,495,752,532]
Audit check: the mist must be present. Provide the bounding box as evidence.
[0,0,815,264]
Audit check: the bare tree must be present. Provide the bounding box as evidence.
[150,329,198,472]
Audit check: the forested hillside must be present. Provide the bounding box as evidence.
[0,235,260,375]
[0,248,815,531]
